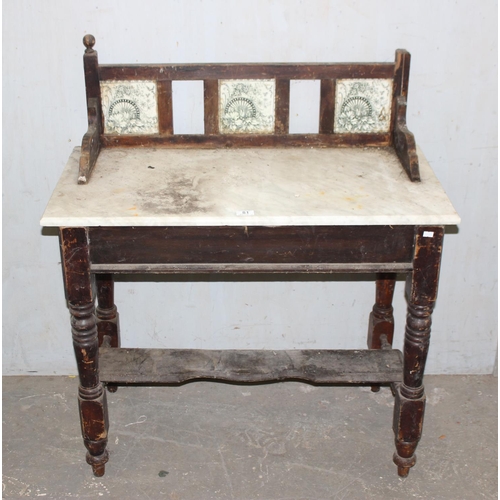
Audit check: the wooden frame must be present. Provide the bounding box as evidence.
[59,223,444,478]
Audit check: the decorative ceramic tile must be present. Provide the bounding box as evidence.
[101,80,158,135]
[219,79,275,134]
[334,79,393,134]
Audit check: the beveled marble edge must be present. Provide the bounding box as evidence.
[41,213,460,227]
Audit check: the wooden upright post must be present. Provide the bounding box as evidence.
[96,273,120,393]
[79,35,102,184]
[60,228,109,476]
[393,226,444,477]
[367,273,396,392]
[392,49,419,182]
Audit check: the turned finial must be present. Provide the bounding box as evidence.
[83,34,96,52]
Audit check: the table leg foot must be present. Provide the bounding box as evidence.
[392,383,425,478]
[86,450,109,477]
[393,452,416,478]
[79,384,109,476]
[397,465,410,478]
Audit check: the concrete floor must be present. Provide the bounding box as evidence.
[2,375,497,499]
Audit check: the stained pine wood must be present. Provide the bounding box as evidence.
[60,228,93,306]
[99,63,396,81]
[78,99,101,184]
[204,79,219,134]
[82,35,101,108]
[96,274,120,393]
[79,36,102,184]
[100,132,392,148]
[367,273,397,350]
[391,49,411,135]
[275,79,290,134]
[60,227,109,476]
[394,49,411,100]
[391,50,419,182]
[88,226,415,266]
[90,262,413,274]
[393,225,444,477]
[99,348,403,385]
[96,274,119,347]
[393,386,425,477]
[157,79,174,135]
[319,79,335,134]
[367,273,397,393]
[393,98,419,182]
[405,226,444,308]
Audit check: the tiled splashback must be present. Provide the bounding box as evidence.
[100,78,393,135]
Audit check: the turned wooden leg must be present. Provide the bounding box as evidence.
[368,273,396,392]
[393,227,443,478]
[96,273,120,393]
[61,228,109,477]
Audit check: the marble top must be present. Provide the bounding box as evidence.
[40,146,460,227]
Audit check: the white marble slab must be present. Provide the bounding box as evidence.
[40,146,460,227]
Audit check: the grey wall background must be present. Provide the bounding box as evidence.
[3,0,497,375]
